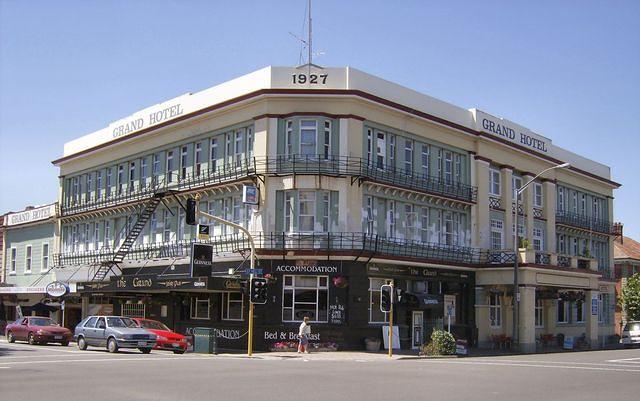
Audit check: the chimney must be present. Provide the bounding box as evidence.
[613,222,624,243]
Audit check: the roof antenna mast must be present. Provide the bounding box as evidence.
[308,0,312,76]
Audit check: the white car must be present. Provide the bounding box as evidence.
[620,321,640,348]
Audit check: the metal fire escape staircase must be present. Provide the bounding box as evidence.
[91,190,174,281]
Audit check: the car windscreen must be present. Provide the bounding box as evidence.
[30,318,55,326]
[139,320,170,331]
[106,317,138,328]
[624,322,640,332]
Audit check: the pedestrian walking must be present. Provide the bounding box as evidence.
[298,316,311,354]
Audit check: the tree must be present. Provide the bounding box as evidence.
[620,272,640,322]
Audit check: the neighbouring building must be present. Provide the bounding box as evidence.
[614,230,640,335]
[0,203,82,328]
[50,65,620,352]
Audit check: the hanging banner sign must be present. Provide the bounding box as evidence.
[45,281,69,298]
[76,276,208,292]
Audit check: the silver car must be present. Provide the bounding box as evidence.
[621,321,640,348]
[74,316,157,353]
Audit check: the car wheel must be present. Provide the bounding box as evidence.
[173,350,186,355]
[77,336,88,350]
[61,341,69,347]
[7,331,15,343]
[28,332,37,345]
[139,347,152,354]
[107,338,119,353]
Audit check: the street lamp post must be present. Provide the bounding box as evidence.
[197,209,257,357]
[512,162,570,348]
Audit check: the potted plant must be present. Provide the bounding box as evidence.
[332,276,348,288]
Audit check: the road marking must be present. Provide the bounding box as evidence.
[0,356,228,366]
[607,357,640,364]
[421,359,640,373]
[1,343,84,354]
[466,358,640,368]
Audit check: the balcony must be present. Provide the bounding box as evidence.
[60,156,478,216]
[55,232,505,269]
[555,211,615,235]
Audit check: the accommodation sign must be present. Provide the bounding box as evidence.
[475,110,550,154]
[6,204,56,226]
[271,262,341,274]
[112,103,184,139]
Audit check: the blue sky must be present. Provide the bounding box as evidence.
[1,0,638,238]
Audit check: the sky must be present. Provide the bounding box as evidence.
[0,0,639,238]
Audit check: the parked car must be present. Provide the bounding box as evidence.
[74,315,157,353]
[5,316,72,346]
[620,321,640,348]
[131,318,188,354]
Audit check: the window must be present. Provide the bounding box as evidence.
[84,223,90,250]
[580,194,586,215]
[593,198,600,220]
[489,293,501,328]
[181,145,188,179]
[72,177,79,203]
[387,200,396,237]
[389,135,395,168]
[190,296,210,320]
[117,165,124,195]
[533,228,543,251]
[105,167,112,197]
[404,139,413,175]
[376,132,386,169]
[489,168,501,196]
[512,176,522,200]
[104,220,112,248]
[443,211,454,245]
[234,129,244,167]
[150,213,157,243]
[163,209,173,242]
[535,295,544,328]
[226,132,232,163]
[93,222,100,250]
[557,234,566,254]
[404,204,416,240]
[572,237,578,256]
[285,193,293,233]
[420,207,430,243]
[298,191,316,232]
[247,127,254,160]
[534,183,543,207]
[490,219,504,250]
[598,293,604,324]
[444,151,453,184]
[166,151,174,183]
[366,128,373,166]
[210,138,218,172]
[575,300,585,323]
[177,207,185,241]
[369,278,392,323]
[323,121,331,160]
[300,120,317,156]
[152,153,160,178]
[41,243,49,271]
[321,192,329,232]
[86,173,93,200]
[283,275,328,323]
[557,299,569,323]
[421,145,430,176]
[572,192,578,213]
[222,292,244,321]
[454,154,462,183]
[96,171,102,199]
[286,120,294,156]
[10,247,17,274]
[128,161,135,192]
[141,157,148,183]
[557,187,564,212]
[195,143,202,176]
[364,196,374,235]
[25,245,32,273]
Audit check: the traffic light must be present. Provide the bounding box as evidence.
[250,278,268,304]
[186,198,197,225]
[380,284,393,313]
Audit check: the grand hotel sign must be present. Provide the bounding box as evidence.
[474,110,550,155]
[6,204,56,226]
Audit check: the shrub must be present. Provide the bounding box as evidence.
[423,330,456,356]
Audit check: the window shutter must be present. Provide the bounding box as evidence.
[275,190,284,233]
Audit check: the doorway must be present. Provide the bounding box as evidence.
[412,311,424,349]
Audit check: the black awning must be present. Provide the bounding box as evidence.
[401,292,442,309]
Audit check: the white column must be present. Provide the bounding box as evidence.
[501,167,514,249]
[475,158,491,249]
[518,286,537,353]
[586,290,600,349]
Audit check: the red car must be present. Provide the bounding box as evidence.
[5,316,72,346]
[131,318,187,354]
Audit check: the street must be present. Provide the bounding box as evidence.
[1,340,639,401]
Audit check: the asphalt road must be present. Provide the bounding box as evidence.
[1,340,639,401]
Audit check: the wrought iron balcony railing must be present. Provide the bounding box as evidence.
[60,155,478,216]
[535,252,551,265]
[55,232,511,268]
[555,211,615,235]
[557,254,572,268]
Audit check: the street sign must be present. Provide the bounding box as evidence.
[197,224,210,240]
[243,269,263,275]
[242,185,259,205]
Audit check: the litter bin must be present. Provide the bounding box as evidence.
[193,327,217,354]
